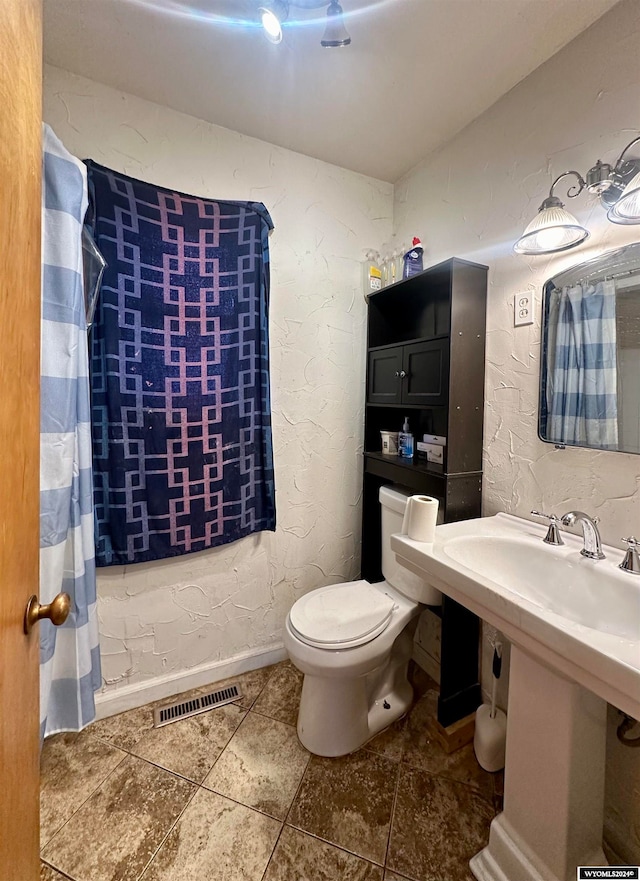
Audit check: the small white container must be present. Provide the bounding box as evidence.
[380,431,399,455]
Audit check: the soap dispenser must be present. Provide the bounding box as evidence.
[398,416,414,458]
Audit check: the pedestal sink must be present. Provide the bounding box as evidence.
[391,513,640,881]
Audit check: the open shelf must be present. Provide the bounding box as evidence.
[364,451,445,478]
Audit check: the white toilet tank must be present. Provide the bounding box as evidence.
[379,485,442,605]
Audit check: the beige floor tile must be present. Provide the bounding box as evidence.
[40,731,127,846]
[140,788,281,881]
[387,765,492,881]
[264,826,384,881]
[203,711,310,819]
[131,703,246,783]
[288,749,399,865]
[365,716,408,763]
[384,873,413,881]
[402,691,494,799]
[88,703,158,752]
[40,864,68,880]
[231,665,278,709]
[41,754,195,881]
[252,661,303,726]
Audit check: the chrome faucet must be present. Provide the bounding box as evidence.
[560,511,605,560]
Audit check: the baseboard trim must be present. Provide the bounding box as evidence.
[94,642,288,720]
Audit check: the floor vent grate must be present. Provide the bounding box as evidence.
[153,684,242,728]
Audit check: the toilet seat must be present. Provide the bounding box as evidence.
[289,581,396,650]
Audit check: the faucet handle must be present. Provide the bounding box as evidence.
[620,537,640,575]
[530,511,564,546]
[531,510,561,522]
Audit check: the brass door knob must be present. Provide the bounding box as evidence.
[24,593,71,635]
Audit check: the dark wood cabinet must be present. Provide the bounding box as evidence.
[362,256,488,729]
[367,346,403,404]
[368,338,449,408]
[403,338,449,407]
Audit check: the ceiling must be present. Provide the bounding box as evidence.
[43,0,620,182]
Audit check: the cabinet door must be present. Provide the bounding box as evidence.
[402,339,449,407]
[367,347,403,404]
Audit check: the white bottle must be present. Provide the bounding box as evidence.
[362,250,382,297]
[398,416,414,458]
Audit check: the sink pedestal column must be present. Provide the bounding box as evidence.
[470,645,607,881]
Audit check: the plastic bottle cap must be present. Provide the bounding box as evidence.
[412,237,422,247]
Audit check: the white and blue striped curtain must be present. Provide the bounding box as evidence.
[546,280,618,449]
[40,125,101,739]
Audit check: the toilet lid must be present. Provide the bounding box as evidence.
[289,581,396,649]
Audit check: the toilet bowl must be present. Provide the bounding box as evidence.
[284,485,442,757]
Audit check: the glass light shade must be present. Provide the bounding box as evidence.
[514,204,589,255]
[259,6,283,43]
[607,171,640,224]
[321,1,351,47]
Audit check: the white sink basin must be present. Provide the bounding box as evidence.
[391,513,640,720]
[443,534,639,641]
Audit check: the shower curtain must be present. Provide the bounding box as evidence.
[545,280,618,449]
[40,125,101,738]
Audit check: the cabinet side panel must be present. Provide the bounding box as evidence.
[445,473,483,522]
[361,473,386,582]
[448,263,488,473]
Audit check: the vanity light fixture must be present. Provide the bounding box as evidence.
[320,1,351,47]
[258,0,351,47]
[258,0,288,43]
[515,134,640,255]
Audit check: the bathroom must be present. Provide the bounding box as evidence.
[1,0,639,878]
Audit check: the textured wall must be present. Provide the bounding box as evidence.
[43,63,393,694]
[393,0,640,862]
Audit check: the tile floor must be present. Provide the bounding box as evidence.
[40,661,501,881]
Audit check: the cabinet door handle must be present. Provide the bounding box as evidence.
[394,371,400,378]
[399,370,407,378]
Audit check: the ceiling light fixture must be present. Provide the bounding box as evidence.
[515,134,640,255]
[258,0,351,48]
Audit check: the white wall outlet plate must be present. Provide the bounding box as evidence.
[513,293,534,327]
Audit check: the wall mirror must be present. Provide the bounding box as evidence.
[539,242,640,453]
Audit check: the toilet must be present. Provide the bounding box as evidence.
[284,485,442,757]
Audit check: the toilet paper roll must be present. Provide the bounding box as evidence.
[402,495,439,542]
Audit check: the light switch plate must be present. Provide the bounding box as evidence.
[514,293,534,327]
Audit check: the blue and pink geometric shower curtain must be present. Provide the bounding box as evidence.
[86,162,276,566]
